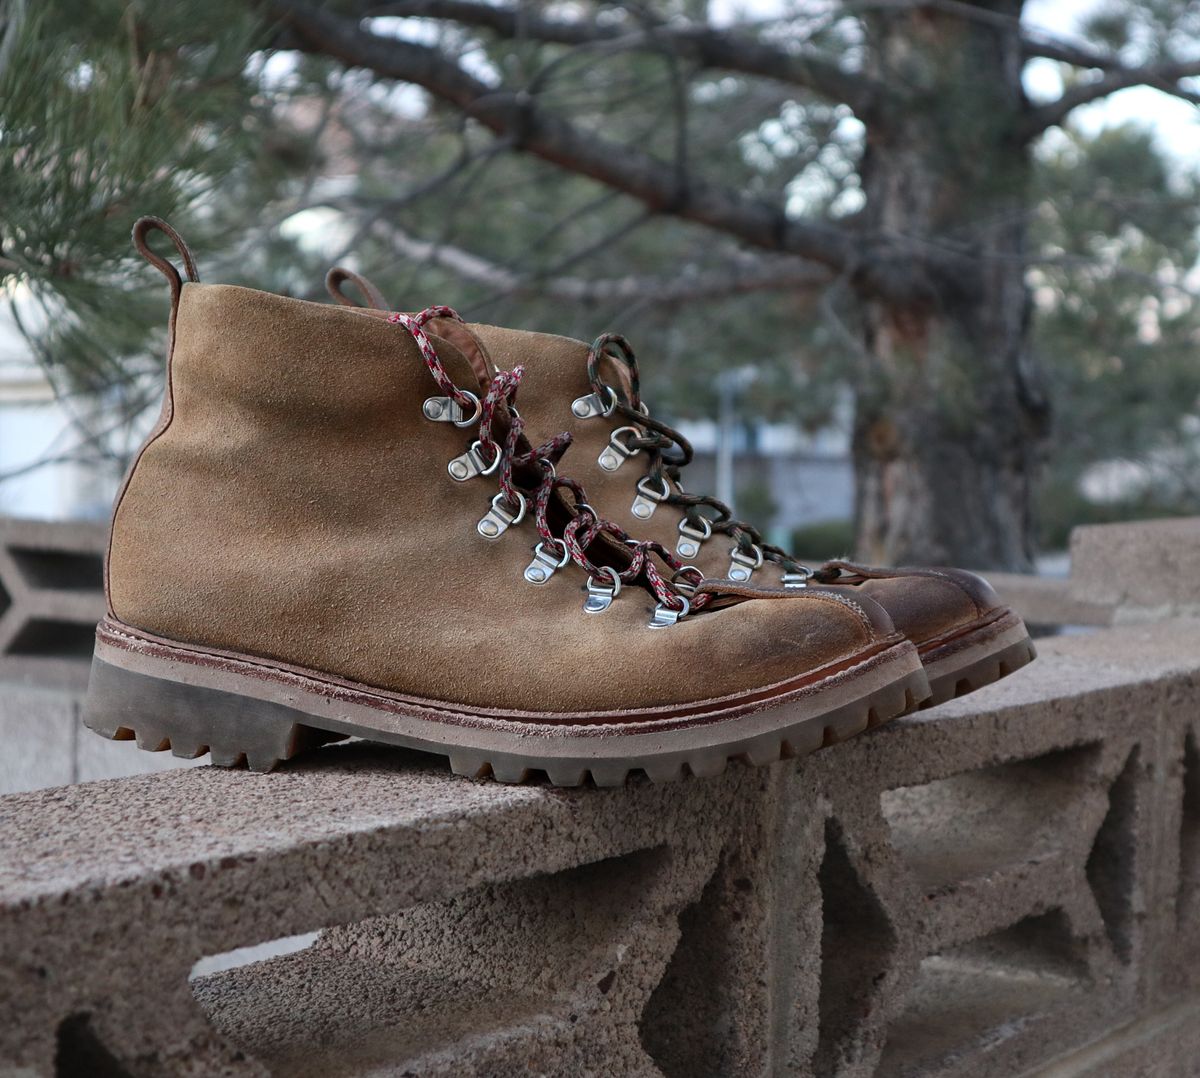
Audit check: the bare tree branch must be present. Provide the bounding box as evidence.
[264,0,874,280]
[377,225,833,305]
[1022,58,1200,138]
[356,0,884,115]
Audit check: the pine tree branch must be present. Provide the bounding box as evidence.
[355,0,883,116]
[378,224,833,303]
[1021,58,1200,138]
[263,0,873,281]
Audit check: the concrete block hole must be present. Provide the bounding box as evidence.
[1179,729,1200,929]
[54,1013,131,1078]
[188,848,669,1076]
[880,743,1105,895]
[1085,746,1140,963]
[4,618,97,658]
[815,818,896,1075]
[7,546,104,592]
[877,909,1093,1077]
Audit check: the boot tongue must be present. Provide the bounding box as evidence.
[427,318,497,390]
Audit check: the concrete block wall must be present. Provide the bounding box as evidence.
[3,620,1200,1076]
[0,518,197,794]
[4,515,1200,1075]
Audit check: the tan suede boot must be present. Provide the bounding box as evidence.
[324,270,1033,707]
[83,220,931,787]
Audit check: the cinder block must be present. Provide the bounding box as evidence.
[2,621,1200,1076]
[1069,517,1200,620]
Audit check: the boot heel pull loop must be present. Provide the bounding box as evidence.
[131,216,200,303]
[326,266,387,310]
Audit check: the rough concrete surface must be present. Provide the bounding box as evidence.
[1069,517,1200,619]
[3,616,1200,1076]
[3,516,1200,1075]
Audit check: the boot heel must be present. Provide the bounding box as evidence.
[82,656,334,772]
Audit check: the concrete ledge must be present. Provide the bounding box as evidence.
[3,621,1200,1076]
[1069,517,1200,620]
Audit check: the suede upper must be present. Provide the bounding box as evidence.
[107,284,905,717]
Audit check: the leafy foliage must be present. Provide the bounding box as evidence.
[2,0,1198,541]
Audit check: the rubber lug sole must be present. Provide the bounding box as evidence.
[81,633,930,788]
[921,615,1037,708]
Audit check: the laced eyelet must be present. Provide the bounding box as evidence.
[477,491,527,539]
[423,389,481,428]
[728,544,764,582]
[781,566,812,589]
[524,539,570,584]
[583,566,622,614]
[631,474,670,520]
[676,515,712,558]
[649,595,690,628]
[671,566,704,596]
[571,385,619,419]
[597,426,642,472]
[447,439,500,481]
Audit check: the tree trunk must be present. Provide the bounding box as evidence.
[853,0,1049,571]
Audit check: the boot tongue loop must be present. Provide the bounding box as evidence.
[428,318,497,390]
[323,264,498,392]
[325,267,387,311]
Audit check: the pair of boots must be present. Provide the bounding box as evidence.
[83,218,1034,786]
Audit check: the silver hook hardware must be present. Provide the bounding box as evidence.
[477,491,527,539]
[649,596,690,629]
[728,544,764,583]
[597,426,641,472]
[676,515,712,559]
[631,475,670,520]
[524,539,570,584]
[781,567,812,589]
[571,385,619,419]
[423,389,482,428]
[447,440,499,482]
[583,567,622,613]
[671,566,703,597]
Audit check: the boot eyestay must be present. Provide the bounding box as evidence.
[389,311,703,625]
[571,385,618,419]
[583,567,621,613]
[524,539,570,584]
[584,329,820,584]
[729,544,764,582]
[598,425,641,472]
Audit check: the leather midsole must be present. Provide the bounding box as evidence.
[93,616,925,736]
[919,608,1030,676]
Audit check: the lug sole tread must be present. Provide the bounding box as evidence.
[922,635,1037,709]
[83,656,929,787]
